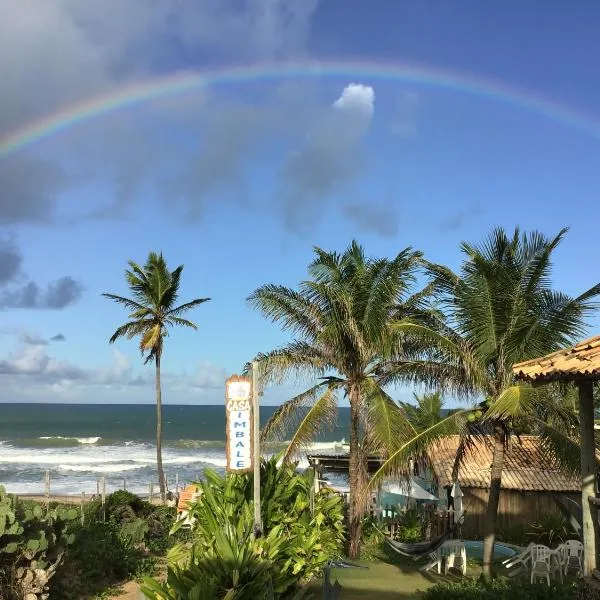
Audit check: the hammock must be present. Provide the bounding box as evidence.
[384,529,454,560]
[380,511,465,560]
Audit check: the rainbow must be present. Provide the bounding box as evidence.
[2,59,600,158]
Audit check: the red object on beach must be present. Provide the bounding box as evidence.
[177,484,200,513]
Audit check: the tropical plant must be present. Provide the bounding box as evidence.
[144,459,342,599]
[372,227,600,576]
[0,486,78,600]
[400,391,451,432]
[103,252,210,502]
[247,241,432,557]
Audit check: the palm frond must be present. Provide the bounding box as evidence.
[281,387,338,463]
[363,382,416,456]
[102,293,148,313]
[483,385,540,423]
[108,320,153,343]
[366,408,477,492]
[166,316,198,329]
[167,298,211,318]
[260,383,329,443]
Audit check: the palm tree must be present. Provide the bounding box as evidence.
[374,227,600,575]
[400,391,449,433]
[103,252,210,502]
[248,241,427,557]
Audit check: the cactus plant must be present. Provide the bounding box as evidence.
[0,485,78,599]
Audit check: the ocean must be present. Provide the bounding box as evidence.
[0,404,350,495]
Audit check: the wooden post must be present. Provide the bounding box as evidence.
[44,470,50,514]
[175,473,180,492]
[81,492,85,525]
[123,478,126,491]
[252,360,262,535]
[96,479,100,497]
[578,380,598,576]
[149,482,154,502]
[101,476,106,522]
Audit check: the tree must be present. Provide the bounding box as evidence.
[374,227,600,576]
[400,391,449,433]
[103,252,210,502]
[248,241,426,557]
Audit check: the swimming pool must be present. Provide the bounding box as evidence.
[463,540,516,561]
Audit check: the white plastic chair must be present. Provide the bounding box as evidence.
[530,544,552,586]
[562,540,584,575]
[442,540,467,575]
[504,543,533,578]
[421,549,442,574]
[549,547,564,583]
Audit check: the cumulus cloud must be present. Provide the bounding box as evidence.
[0,232,83,310]
[0,345,87,382]
[50,333,66,342]
[342,202,399,237]
[0,340,227,399]
[279,83,376,231]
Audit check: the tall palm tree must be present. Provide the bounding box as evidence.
[103,252,210,502]
[400,391,449,433]
[248,241,427,557]
[373,227,600,575]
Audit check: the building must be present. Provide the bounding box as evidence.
[427,435,581,537]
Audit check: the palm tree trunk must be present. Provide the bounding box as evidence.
[482,428,505,577]
[348,383,366,559]
[578,380,598,576]
[155,355,166,504]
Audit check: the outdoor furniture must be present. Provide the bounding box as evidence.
[421,549,443,574]
[442,540,467,575]
[549,547,565,583]
[530,544,552,586]
[562,540,584,575]
[504,543,534,578]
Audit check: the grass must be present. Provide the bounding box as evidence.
[306,545,488,599]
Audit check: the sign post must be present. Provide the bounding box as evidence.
[251,360,262,536]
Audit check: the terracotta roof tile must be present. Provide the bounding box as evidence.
[513,335,600,383]
[428,435,580,492]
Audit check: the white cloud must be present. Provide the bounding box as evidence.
[279,82,377,231]
[0,338,228,403]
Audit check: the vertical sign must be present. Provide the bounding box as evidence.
[225,375,253,472]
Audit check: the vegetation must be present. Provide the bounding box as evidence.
[0,485,78,600]
[423,578,576,600]
[103,252,210,502]
[400,391,452,432]
[142,457,345,599]
[370,227,600,575]
[50,491,184,600]
[248,241,431,557]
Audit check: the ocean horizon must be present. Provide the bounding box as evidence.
[0,403,351,496]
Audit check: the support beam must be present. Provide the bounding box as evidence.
[578,380,598,576]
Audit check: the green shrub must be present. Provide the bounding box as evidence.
[497,523,528,547]
[0,485,78,600]
[526,514,577,548]
[423,577,576,600]
[143,457,345,599]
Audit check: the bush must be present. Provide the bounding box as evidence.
[50,491,183,599]
[526,514,577,547]
[0,486,78,600]
[423,577,576,600]
[142,457,345,599]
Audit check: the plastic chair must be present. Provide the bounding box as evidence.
[530,545,551,586]
[562,540,584,575]
[504,543,533,578]
[421,549,442,574]
[442,540,467,575]
[549,547,564,583]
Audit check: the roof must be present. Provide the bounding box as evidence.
[513,334,600,383]
[428,435,581,493]
[306,453,384,474]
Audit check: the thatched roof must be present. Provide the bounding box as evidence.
[428,435,580,493]
[513,335,600,383]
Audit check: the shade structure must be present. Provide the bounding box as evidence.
[513,333,600,578]
[382,477,438,501]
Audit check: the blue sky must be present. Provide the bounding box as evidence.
[0,1,599,405]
